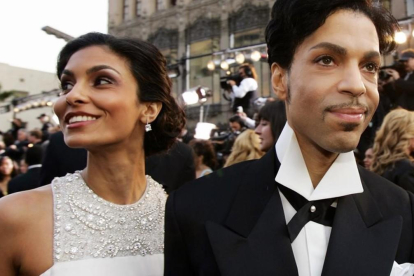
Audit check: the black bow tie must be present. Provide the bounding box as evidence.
[278,184,337,243]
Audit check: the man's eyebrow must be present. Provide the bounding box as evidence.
[309,42,347,56]
[86,65,120,75]
[363,51,381,61]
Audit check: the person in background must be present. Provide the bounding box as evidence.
[145,140,196,193]
[227,64,258,117]
[0,156,18,198]
[363,147,374,170]
[37,114,54,142]
[39,131,87,187]
[371,109,414,193]
[8,145,43,194]
[224,129,264,167]
[189,139,217,178]
[383,49,414,111]
[228,114,246,133]
[28,129,43,146]
[255,100,287,152]
[3,128,28,161]
[0,32,185,275]
[0,141,5,156]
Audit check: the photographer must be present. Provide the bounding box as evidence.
[227,64,258,117]
[383,48,414,110]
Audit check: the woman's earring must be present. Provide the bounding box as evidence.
[145,117,152,132]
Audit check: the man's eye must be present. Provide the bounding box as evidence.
[364,63,379,73]
[316,56,334,66]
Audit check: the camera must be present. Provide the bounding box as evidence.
[378,70,392,81]
[379,62,407,81]
[220,74,242,91]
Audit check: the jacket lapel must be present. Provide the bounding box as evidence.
[322,181,403,276]
[205,148,298,276]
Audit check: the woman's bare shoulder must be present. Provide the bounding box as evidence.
[0,185,53,228]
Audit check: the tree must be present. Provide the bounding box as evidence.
[0,83,21,103]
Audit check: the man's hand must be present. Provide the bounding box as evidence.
[238,112,247,119]
[227,80,236,86]
[385,69,400,80]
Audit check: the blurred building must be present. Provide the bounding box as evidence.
[108,0,273,127]
[0,63,59,132]
[108,0,413,127]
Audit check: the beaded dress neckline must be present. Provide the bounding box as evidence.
[51,171,166,263]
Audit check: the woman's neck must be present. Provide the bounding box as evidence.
[81,145,147,205]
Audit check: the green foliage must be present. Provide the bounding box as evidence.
[0,83,19,102]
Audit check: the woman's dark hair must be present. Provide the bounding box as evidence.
[0,156,18,181]
[56,32,186,156]
[189,139,217,170]
[257,100,287,142]
[265,0,399,69]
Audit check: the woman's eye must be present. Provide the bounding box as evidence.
[60,82,73,95]
[95,77,112,86]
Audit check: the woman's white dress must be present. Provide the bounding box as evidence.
[41,172,166,276]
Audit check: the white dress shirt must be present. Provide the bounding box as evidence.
[231,78,258,98]
[275,123,363,276]
[275,123,414,276]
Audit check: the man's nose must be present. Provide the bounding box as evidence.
[337,66,366,97]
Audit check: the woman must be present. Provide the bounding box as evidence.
[0,33,185,275]
[363,147,374,170]
[254,100,286,152]
[0,156,18,197]
[224,129,264,167]
[189,139,217,178]
[371,109,414,193]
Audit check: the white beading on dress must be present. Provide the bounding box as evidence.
[41,172,167,276]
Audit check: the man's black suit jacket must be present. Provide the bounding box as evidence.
[8,167,42,194]
[146,141,195,194]
[165,147,414,276]
[382,159,414,194]
[39,131,87,186]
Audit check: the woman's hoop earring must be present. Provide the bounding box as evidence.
[145,117,152,132]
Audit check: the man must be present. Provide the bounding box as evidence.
[3,129,28,161]
[228,115,246,133]
[164,0,414,275]
[145,140,195,194]
[39,131,87,186]
[384,48,414,110]
[28,129,43,146]
[227,64,258,117]
[37,113,53,141]
[8,145,43,194]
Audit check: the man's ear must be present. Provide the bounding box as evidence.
[271,63,288,101]
[140,102,162,124]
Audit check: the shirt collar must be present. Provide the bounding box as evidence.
[275,123,363,201]
[27,164,42,170]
